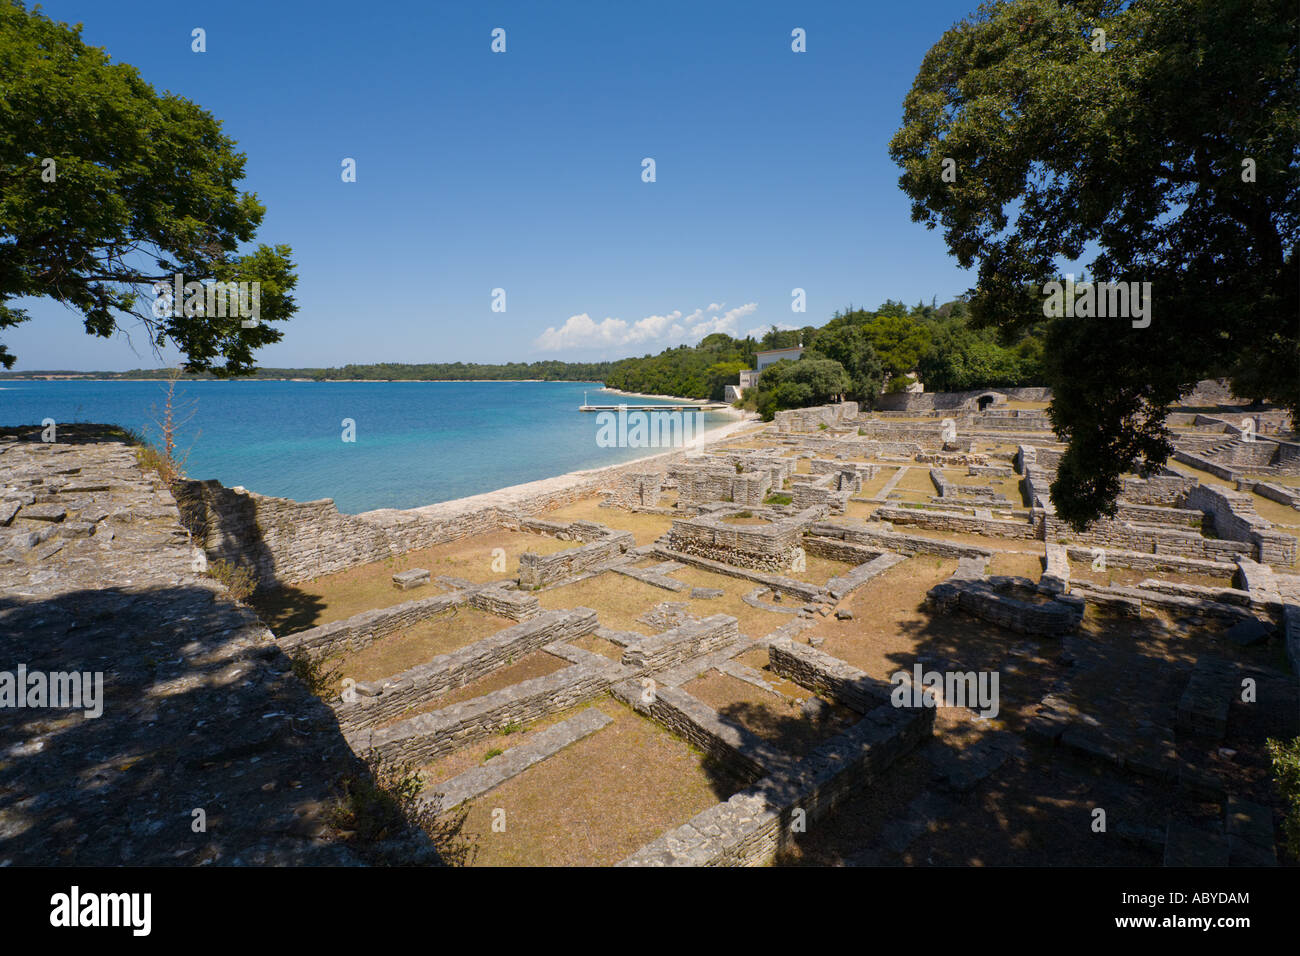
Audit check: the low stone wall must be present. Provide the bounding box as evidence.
[767,637,892,712]
[773,402,859,433]
[1184,484,1297,565]
[1113,503,1204,529]
[666,508,815,572]
[336,608,599,730]
[1239,479,1300,509]
[278,591,468,662]
[1173,449,1238,481]
[810,521,994,560]
[419,709,614,813]
[1062,545,1236,579]
[349,645,628,764]
[928,578,1082,637]
[176,479,409,588]
[821,552,907,599]
[611,680,790,781]
[789,471,854,513]
[517,528,634,587]
[876,505,1039,540]
[1043,513,1254,563]
[801,535,881,565]
[622,614,741,672]
[618,700,934,866]
[1121,474,1198,506]
[652,545,828,602]
[469,583,542,621]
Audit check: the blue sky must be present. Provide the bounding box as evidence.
[9,0,981,371]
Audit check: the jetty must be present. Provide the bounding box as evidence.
[579,402,729,413]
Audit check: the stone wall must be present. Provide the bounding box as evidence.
[614,472,664,508]
[517,528,635,587]
[666,508,815,572]
[876,386,1052,412]
[928,578,1082,637]
[1042,513,1254,563]
[1121,474,1198,506]
[336,608,599,730]
[176,479,407,588]
[1062,545,1237,579]
[1183,484,1297,565]
[810,521,995,560]
[618,700,933,866]
[622,615,741,672]
[773,402,860,433]
[611,680,788,781]
[277,591,469,662]
[876,505,1039,540]
[350,645,628,764]
[767,637,892,713]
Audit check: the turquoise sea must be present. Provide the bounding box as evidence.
[0,380,733,514]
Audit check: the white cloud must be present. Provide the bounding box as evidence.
[744,321,798,340]
[534,302,759,352]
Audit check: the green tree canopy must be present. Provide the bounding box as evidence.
[863,313,932,377]
[0,0,295,372]
[806,324,886,405]
[890,0,1298,527]
[753,358,850,420]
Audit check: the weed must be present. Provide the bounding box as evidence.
[290,651,343,699]
[205,558,257,601]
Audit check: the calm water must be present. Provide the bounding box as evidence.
[0,380,731,513]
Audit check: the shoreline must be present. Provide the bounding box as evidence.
[355,411,763,520]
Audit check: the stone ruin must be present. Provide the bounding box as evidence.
[5,377,1296,867]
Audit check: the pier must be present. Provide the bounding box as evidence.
[579,403,728,413]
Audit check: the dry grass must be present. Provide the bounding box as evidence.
[445,700,742,866]
[331,606,515,686]
[250,529,579,633]
[540,496,675,545]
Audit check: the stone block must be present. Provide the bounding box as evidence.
[392,567,431,590]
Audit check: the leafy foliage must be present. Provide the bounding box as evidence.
[754,359,850,421]
[890,0,1299,526]
[0,0,295,372]
[1267,736,1300,860]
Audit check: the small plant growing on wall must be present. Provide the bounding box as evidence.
[205,558,257,601]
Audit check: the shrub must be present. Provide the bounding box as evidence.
[1267,736,1300,858]
[764,493,793,505]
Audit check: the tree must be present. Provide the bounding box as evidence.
[863,313,932,377]
[0,0,296,373]
[890,0,1298,527]
[807,324,885,405]
[704,360,747,401]
[753,358,850,420]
